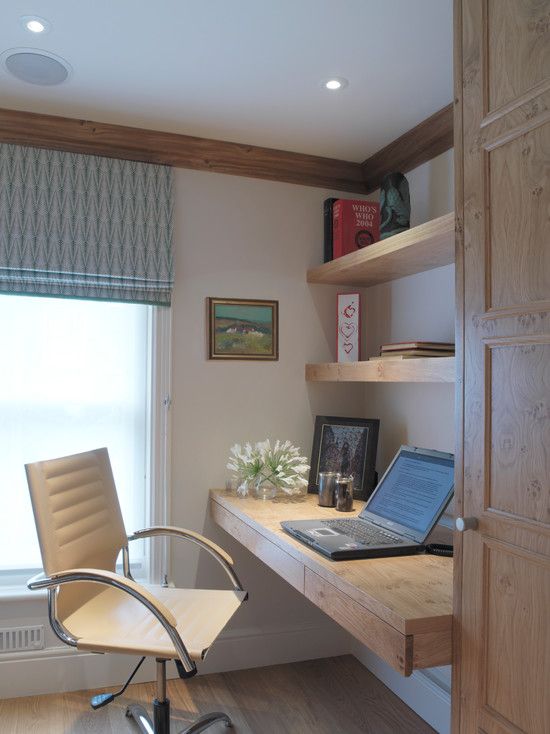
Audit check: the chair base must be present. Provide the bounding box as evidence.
[126,701,232,734]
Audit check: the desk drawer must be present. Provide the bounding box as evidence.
[210,500,304,592]
[304,567,412,676]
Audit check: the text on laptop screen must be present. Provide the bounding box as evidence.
[365,450,454,534]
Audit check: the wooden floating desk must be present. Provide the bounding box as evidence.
[209,490,453,677]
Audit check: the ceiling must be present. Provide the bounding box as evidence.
[0,1,453,162]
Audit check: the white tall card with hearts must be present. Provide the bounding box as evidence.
[337,292,361,362]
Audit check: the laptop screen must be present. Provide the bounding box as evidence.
[361,448,454,540]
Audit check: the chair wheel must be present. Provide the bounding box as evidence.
[125,707,132,718]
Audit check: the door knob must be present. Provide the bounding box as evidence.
[455,516,478,532]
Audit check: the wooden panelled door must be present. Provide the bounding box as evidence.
[453,1,550,733]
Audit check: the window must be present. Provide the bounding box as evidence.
[0,294,169,588]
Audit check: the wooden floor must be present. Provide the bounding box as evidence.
[0,656,435,733]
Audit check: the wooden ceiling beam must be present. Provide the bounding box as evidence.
[0,107,367,193]
[361,104,454,194]
[0,104,453,195]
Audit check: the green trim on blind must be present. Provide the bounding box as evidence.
[0,144,174,305]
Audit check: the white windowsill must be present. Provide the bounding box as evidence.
[0,585,47,601]
[0,567,150,601]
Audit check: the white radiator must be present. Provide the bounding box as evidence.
[0,625,44,653]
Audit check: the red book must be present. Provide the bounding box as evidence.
[332,199,380,259]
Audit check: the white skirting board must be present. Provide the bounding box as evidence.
[0,620,350,700]
[351,639,451,734]
[0,622,451,734]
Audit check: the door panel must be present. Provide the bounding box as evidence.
[484,541,550,733]
[488,128,550,309]
[489,343,550,522]
[454,0,550,732]
[487,0,550,112]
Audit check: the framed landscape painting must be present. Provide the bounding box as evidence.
[208,297,279,360]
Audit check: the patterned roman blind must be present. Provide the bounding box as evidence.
[0,144,173,305]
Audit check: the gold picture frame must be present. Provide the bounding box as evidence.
[207,297,279,361]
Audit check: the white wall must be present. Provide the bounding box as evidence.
[0,152,455,734]
[169,167,368,642]
[357,149,455,734]
[167,153,455,733]
[364,149,455,467]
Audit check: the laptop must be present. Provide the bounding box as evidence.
[281,445,454,560]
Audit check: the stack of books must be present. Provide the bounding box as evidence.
[369,341,455,361]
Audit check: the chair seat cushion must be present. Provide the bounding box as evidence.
[61,584,245,660]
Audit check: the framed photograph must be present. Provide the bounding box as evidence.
[208,297,278,360]
[308,416,379,500]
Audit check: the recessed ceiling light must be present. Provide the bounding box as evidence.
[322,77,349,91]
[27,20,45,33]
[20,16,51,34]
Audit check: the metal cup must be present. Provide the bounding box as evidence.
[335,475,354,512]
[318,472,340,507]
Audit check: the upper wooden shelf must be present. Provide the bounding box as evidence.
[306,357,455,383]
[307,212,455,287]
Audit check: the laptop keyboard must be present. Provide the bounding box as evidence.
[323,518,405,546]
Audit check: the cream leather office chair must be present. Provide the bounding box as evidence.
[26,448,246,734]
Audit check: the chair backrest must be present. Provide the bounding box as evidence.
[26,447,127,577]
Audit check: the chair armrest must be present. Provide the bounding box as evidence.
[27,568,196,674]
[129,526,233,564]
[128,526,244,591]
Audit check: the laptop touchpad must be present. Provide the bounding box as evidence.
[308,528,340,537]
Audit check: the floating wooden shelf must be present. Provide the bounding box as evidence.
[307,212,455,287]
[306,357,455,383]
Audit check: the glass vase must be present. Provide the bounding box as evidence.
[254,477,278,500]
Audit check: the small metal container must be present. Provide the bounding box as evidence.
[318,472,340,507]
[335,476,354,512]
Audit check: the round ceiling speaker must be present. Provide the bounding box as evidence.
[1,48,71,85]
